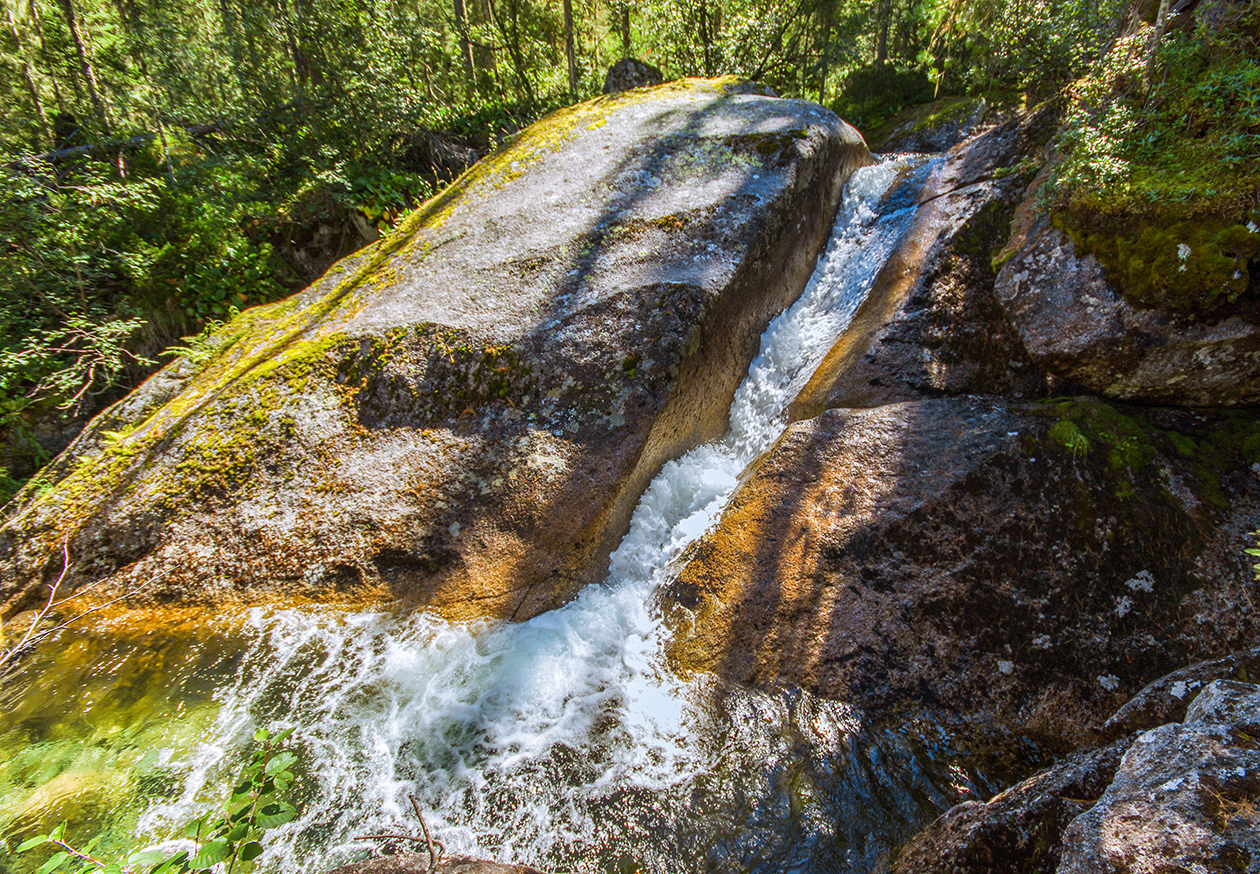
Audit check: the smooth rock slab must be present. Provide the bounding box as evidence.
[665,395,1260,744]
[0,78,870,622]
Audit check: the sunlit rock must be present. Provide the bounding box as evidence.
[0,78,871,623]
[665,395,1260,745]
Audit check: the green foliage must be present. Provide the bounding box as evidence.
[0,0,1174,504]
[832,63,935,128]
[1050,6,1260,315]
[9,727,299,874]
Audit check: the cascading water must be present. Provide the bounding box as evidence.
[2,155,999,874]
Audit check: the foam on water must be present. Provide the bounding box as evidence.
[129,156,958,873]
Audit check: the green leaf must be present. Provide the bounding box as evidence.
[271,728,296,743]
[149,850,189,874]
[264,752,298,776]
[228,822,250,842]
[36,851,70,874]
[256,802,297,829]
[238,841,264,862]
[126,848,175,867]
[253,728,270,743]
[184,816,207,839]
[190,839,231,869]
[16,835,50,852]
[50,823,67,842]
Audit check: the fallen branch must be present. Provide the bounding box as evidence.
[353,795,446,870]
[0,538,166,671]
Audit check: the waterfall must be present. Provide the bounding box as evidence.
[7,156,990,874]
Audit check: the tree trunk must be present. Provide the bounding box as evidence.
[29,0,68,115]
[1144,0,1171,84]
[55,0,110,134]
[817,0,832,103]
[486,0,534,104]
[619,3,630,54]
[5,0,53,147]
[454,0,476,95]
[876,0,892,65]
[698,2,714,76]
[563,0,578,97]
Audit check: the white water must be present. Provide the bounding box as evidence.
[133,157,953,873]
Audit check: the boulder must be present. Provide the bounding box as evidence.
[886,738,1134,874]
[871,96,991,154]
[886,680,1260,874]
[1057,680,1260,874]
[664,395,1260,745]
[1101,644,1260,740]
[601,58,665,94]
[994,181,1260,407]
[0,78,871,623]
[789,100,1061,415]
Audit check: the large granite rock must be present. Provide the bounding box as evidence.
[790,100,1061,415]
[1057,680,1260,874]
[665,395,1260,745]
[602,58,665,94]
[0,78,871,623]
[886,680,1260,874]
[886,739,1134,874]
[995,209,1260,406]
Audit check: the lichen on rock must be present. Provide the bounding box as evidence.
[0,78,872,624]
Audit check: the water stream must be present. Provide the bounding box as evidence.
[2,156,1003,874]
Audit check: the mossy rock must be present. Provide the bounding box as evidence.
[0,78,872,625]
[1055,211,1260,316]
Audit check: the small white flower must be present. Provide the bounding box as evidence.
[1177,243,1192,261]
[997,660,1015,675]
[1116,595,1133,618]
[1099,674,1120,691]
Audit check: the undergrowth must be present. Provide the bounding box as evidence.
[1048,4,1260,316]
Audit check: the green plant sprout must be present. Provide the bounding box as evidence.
[10,727,299,874]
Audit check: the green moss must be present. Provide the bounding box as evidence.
[9,76,765,555]
[1055,211,1260,314]
[1049,419,1091,457]
[1037,398,1161,499]
[1037,398,1260,508]
[951,196,1023,273]
[1048,16,1260,317]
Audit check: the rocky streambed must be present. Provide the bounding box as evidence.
[3,74,1260,874]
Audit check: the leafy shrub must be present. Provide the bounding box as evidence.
[1049,8,1260,316]
[10,727,299,874]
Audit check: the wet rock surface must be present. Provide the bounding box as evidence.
[326,855,548,874]
[665,395,1260,745]
[887,680,1260,874]
[0,78,871,623]
[790,101,1061,414]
